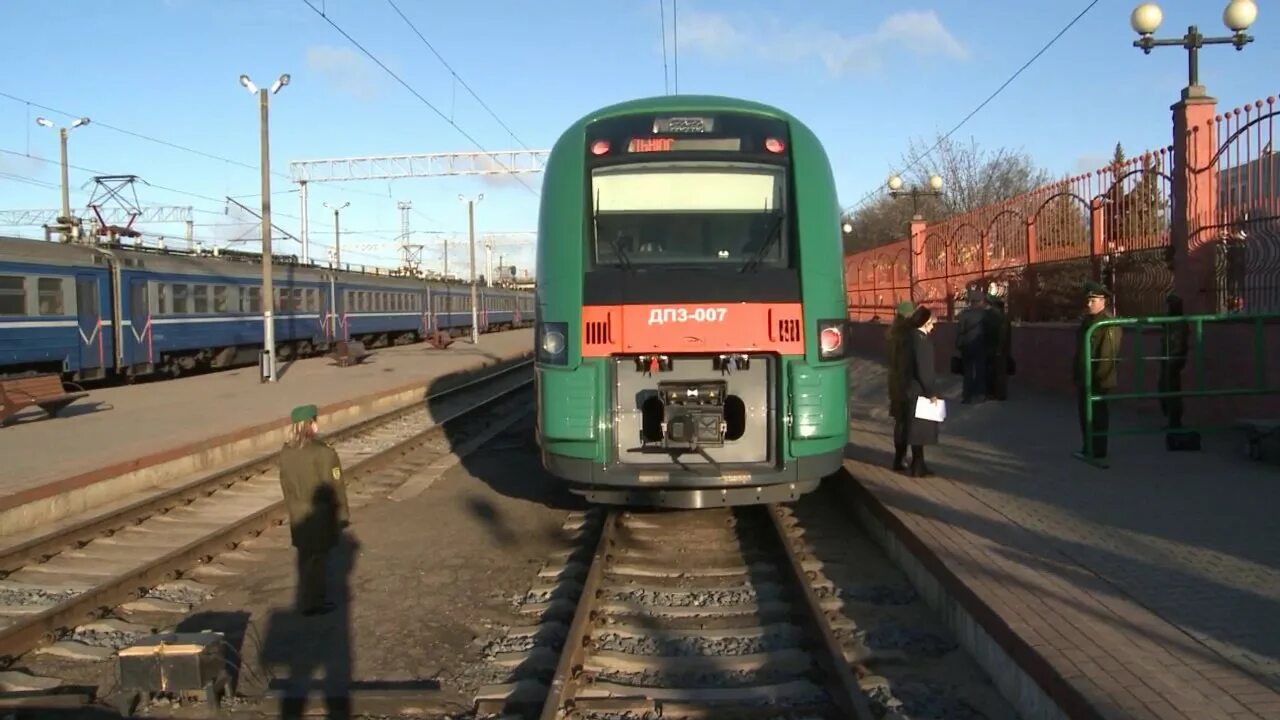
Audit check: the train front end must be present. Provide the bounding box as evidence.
[535,96,851,509]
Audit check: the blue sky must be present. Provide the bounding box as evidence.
[1,0,1275,276]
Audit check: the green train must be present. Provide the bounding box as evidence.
[534,95,852,508]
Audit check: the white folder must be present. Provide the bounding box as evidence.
[914,397,946,422]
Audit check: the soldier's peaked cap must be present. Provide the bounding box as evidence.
[290,404,319,423]
[895,300,915,317]
[1084,281,1111,298]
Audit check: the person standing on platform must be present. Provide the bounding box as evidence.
[1159,293,1189,429]
[278,404,351,616]
[898,306,941,477]
[1072,282,1122,459]
[955,289,987,403]
[886,300,915,471]
[985,295,1012,401]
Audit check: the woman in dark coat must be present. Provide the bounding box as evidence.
[897,306,941,476]
[886,300,915,470]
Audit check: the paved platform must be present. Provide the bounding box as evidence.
[0,330,532,507]
[840,357,1280,720]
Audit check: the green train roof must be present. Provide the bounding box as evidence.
[569,94,808,131]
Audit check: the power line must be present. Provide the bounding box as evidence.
[0,148,299,219]
[383,0,531,151]
[842,0,1102,216]
[299,0,538,196]
[0,89,392,203]
[672,0,679,94]
[659,0,670,94]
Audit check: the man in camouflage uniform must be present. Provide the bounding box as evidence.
[1072,282,1122,460]
[278,404,350,616]
[886,300,915,471]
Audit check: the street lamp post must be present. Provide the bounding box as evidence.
[887,174,945,218]
[458,193,484,344]
[323,201,349,268]
[240,72,289,383]
[34,116,90,242]
[1129,1,1257,93]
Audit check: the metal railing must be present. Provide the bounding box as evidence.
[1078,312,1280,466]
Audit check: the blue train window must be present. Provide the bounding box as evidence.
[0,276,25,315]
[38,278,65,316]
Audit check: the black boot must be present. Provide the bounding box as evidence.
[891,419,907,471]
[909,445,931,477]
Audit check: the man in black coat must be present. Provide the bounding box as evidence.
[955,289,987,403]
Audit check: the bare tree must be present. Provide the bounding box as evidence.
[841,134,1050,254]
[903,134,1049,215]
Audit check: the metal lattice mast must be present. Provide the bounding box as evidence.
[397,200,423,275]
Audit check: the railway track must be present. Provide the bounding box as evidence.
[480,505,872,720]
[0,359,533,672]
[476,486,1020,720]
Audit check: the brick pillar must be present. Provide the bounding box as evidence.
[1170,90,1219,314]
[909,217,927,304]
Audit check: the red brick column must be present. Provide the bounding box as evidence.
[1170,91,1219,314]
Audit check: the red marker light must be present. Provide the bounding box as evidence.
[765,137,785,154]
[591,140,610,155]
[819,327,843,354]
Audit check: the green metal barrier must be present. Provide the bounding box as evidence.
[1077,312,1280,467]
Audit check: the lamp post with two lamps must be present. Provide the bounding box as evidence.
[1129,1,1257,95]
[238,72,289,383]
[34,116,90,241]
[887,174,944,218]
[459,193,484,344]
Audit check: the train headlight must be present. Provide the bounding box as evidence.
[538,321,568,365]
[818,319,852,361]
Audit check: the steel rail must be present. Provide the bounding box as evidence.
[536,505,874,720]
[0,358,531,578]
[0,362,532,664]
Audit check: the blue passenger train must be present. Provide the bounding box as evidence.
[0,235,533,381]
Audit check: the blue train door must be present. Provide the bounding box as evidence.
[75,274,105,380]
[127,277,153,373]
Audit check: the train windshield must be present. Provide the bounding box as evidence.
[591,161,787,269]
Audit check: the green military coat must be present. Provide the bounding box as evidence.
[1072,312,1122,391]
[278,438,351,550]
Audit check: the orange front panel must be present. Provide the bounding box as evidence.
[581,303,805,356]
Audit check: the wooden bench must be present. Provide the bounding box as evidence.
[0,373,90,426]
[1236,418,1280,461]
[329,340,371,368]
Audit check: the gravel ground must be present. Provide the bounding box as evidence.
[16,414,585,717]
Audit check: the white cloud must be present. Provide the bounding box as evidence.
[1073,153,1110,175]
[677,9,968,78]
[306,45,382,101]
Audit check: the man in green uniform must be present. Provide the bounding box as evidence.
[1072,282,1122,460]
[278,404,350,616]
[886,300,914,470]
[984,295,1012,401]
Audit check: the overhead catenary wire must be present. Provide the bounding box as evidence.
[0,90,392,203]
[659,0,671,94]
[383,0,531,151]
[299,0,538,196]
[842,0,1103,216]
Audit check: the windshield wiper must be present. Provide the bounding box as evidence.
[595,188,633,271]
[739,213,784,273]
